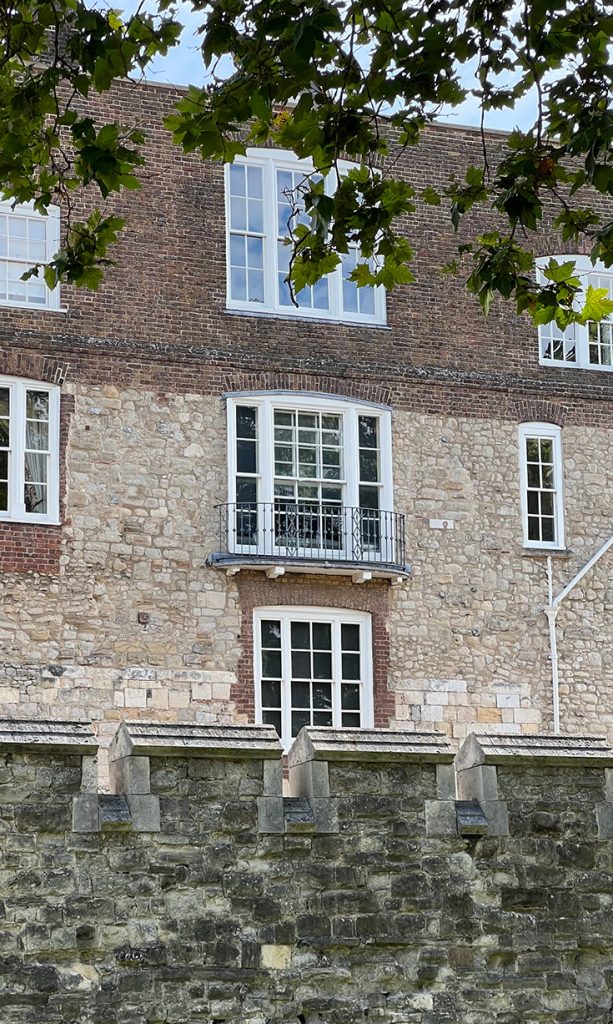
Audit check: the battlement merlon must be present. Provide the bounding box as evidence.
[456,732,613,837]
[0,717,97,755]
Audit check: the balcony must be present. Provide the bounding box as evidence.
[208,502,410,581]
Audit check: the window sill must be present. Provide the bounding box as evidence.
[0,301,67,314]
[224,306,390,330]
[0,518,61,527]
[539,359,613,373]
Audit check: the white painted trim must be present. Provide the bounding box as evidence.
[253,606,374,752]
[518,422,565,551]
[226,393,394,555]
[0,375,60,524]
[536,255,613,372]
[0,202,61,311]
[224,150,386,325]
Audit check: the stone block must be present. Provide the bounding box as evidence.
[110,755,151,795]
[496,693,520,709]
[72,795,99,833]
[425,800,457,837]
[481,800,509,836]
[310,798,339,834]
[436,763,457,800]
[597,803,613,838]
[126,795,161,833]
[192,682,212,701]
[257,796,285,834]
[261,944,292,970]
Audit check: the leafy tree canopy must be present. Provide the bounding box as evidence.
[0,0,612,324]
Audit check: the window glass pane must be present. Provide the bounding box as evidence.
[291,710,310,737]
[313,682,332,708]
[359,416,378,448]
[263,710,282,735]
[313,652,332,679]
[541,518,555,543]
[359,449,379,483]
[341,683,360,710]
[229,164,246,197]
[236,438,256,474]
[247,269,264,303]
[527,463,540,488]
[313,711,333,727]
[231,266,247,301]
[236,405,257,440]
[312,622,331,649]
[230,196,247,232]
[291,621,310,649]
[25,421,48,451]
[236,476,257,504]
[230,233,245,268]
[291,650,311,679]
[0,480,7,512]
[247,164,263,199]
[342,712,361,728]
[341,623,360,651]
[261,650,281,679]
[291,681,310,708]
[261,679,281,706]
[0,388,9,417]
[342,652,361,680]
[0,420,8,446]
[261,620,281,648]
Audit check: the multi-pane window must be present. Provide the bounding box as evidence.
[255,608,373,750]
[227,394,393,558]
[536,256,613,371]
[0,202,60,310]
[0,377,60,523]
[518,424,564,549]
[225,150,385,324]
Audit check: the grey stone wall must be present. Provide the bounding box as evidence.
[3,723,613,1024]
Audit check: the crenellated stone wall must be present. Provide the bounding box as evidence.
[3,720,613,1024]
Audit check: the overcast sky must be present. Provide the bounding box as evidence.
[122,0,534,133]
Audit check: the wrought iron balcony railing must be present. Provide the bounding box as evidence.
[214,502,407,571]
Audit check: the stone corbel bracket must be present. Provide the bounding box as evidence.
[287,727,456,836]
[0,719,100,834]
[455,732,613,837]
[108,720,283,834]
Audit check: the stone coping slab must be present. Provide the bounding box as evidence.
[109,721,282,761]
[456,732,613,771]
[0,718,97,753]
[288,727,454,767]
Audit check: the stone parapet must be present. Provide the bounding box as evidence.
[0,717,97,753]
[288,726,457,836]
[456,732,613,837]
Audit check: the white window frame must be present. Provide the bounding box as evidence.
[224,148,386,325]
[518,422,565,550]
[0,376,61,525]
[226,391,394,559]
[253,606,374,752]
[536,255,613,372]
[0,201,61,311]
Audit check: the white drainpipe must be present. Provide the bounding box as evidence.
[545,535,613,734]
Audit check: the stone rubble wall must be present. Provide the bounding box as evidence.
[0,383,611,754]
[3,726,613,1024]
